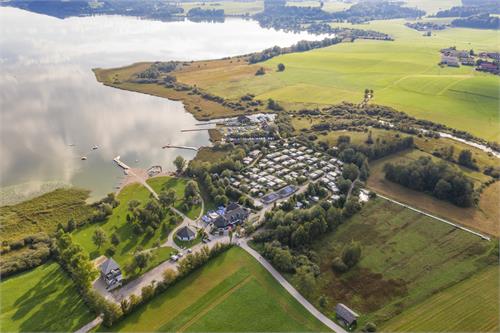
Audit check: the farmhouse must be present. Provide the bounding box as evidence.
[100,257,123,290]
[335,303,359,329]
[440,55,459,67]
[176,226,196,241]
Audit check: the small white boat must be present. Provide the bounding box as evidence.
[92,145,98,150]
[81,156,87,161]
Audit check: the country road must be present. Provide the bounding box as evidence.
[239,240,347,333]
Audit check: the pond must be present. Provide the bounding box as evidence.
[0,7,326,201]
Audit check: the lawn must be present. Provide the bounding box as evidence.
[382,266,499,332]
[146,176,202,219]
[0,262,94,332]
[303,198,497,327]
[72,183,178,277]
[178,19,499,142]
[101,247,329,332]
[0,188,94,243]
[367,149,500,237]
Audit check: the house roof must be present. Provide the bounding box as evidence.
[335,303,359,324]
[101,257,120,275]
[213,215,229,228]
[177,226,196,239]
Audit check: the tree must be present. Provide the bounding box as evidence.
[273,248,294,272]
[295,266,316,296]
[341,241,362,268]
[277,63,285,71]
[184,181,200,200]
[173,156,186,173]
[134,252,151,272]
[92,228,107,249]
[434,179,451,200]
[128,199,140,212]
[67,218,76,232]
[163,268,178,284]
[111,233,120,246]
[342,163,360,181]
[458,149,477,169]
[319,295,328,308]
[332,256,348,273]
[267,98,283,111]
[255,67,265,75]
[159,189,176,208]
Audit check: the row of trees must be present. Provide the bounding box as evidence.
[384,156,475,207]
[55,230,123,326]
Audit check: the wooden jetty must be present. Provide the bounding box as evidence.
[113,156,130,170]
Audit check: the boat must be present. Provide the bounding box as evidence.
[92,145,99,150]
[81,156,87,160]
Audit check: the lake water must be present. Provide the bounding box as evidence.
[0,7,326,201]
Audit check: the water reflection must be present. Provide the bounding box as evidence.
[0,8,326,200]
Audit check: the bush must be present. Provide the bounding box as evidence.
[255,67,266,76]
[332,256,348,273]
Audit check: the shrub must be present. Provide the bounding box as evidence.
[332,256,348,273]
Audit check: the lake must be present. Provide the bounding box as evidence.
[0,7,325,202]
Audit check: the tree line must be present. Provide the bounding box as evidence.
[384,156,475,207]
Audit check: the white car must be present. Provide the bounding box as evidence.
[170,255,179,262]
[187,249,193,254]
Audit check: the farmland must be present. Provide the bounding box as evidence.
[102,247,329,332]
[382,266,499,332]
[0,262,94,332]
[174,19,500,142]
[304,198,497,327]
[72,182,178,277]
[0,188,93,243]
[367,149,500,237]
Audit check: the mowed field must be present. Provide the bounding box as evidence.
[382,266,499,332]
[367,149,500,237]
[182,19,499,142]
[0,262,93,332]
[306,198,497,327]
[102,247,329,332]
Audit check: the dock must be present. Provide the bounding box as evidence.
[113,156,130,170]
[181,129,210,132]
[162,144,198,151]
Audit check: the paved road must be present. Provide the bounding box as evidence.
[239,240,347,333]
[377,193,491,241]
[74,316,102,333]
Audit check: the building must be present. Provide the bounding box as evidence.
[100,257,123,290]
[213,202,249,230]
[335,303,359,329]
[440,55,459,67]
[176,226,196,241]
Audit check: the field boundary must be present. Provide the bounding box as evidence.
[376,193,491,241]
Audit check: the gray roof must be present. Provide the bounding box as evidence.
[335,303,359,325]
[177,226,196,239]
[101,257,120,275]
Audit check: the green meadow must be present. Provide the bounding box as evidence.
[304,198,497,327]
[72,181,177,277]
[0,262,93,332]
[102,247,329,332]
[382,266,499,332]
[201,20,499,142]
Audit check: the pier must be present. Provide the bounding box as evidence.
[181,129,210,132]
[113,156,130,170]
[162,144,199,151]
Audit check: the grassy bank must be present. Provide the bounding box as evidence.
[0,262,94,332]
[0,188,93,243]
[101,247,329,332]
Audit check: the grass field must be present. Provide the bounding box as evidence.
[179,1,264,16]
[0,188,93,243]
[177,19,499,142]
[305,198,497,327]
[72,183,176,277]
[101,247,329,332]
[382,266,499,332]
[0,262,94,332]
[367,149,500,237]
[146,176,202,220]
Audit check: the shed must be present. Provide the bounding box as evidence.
[335,303,359,328]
